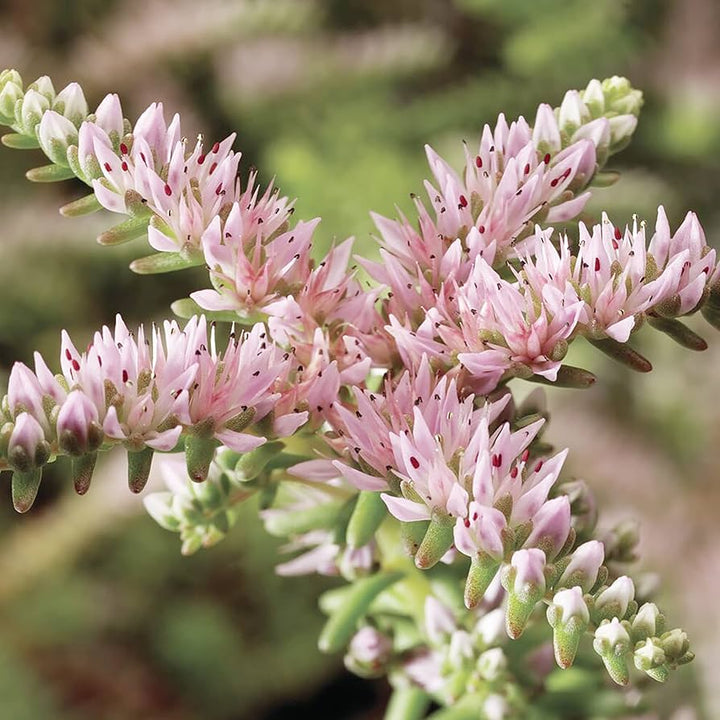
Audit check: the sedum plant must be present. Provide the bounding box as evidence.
[0,68,706,718]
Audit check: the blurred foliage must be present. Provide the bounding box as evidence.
[0,0,717,717]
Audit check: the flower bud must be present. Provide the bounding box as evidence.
[7,362,48,430]
[532,103,561,156]
[344,626,393,678]
[659,628,690,663]
[476,647,506,682]
[8,412,50,472]
[558,90,587,137]
[0,70,23,124]
[482,694,510,720]
[53,82,88,127]
[57,389,102,455]
[28,76,55,102]
[559,479,597,539]
[525,496,572,560]
[608,114,638,153]
[582,79,606,117]
[631,602,665,640]
[547,586,590,668]
[558,540,604,591]
[633,637,668,682]
[594,575,635,622]
[593,617,631,685]
[602,76,643,116]
[425,596,457,645]
[38,110,78,166]
[18,89,50,135]
[473,608,505,647]
[502,548,547,639]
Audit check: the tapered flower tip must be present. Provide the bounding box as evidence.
[54,82,88,125]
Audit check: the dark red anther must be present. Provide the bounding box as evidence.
[594,258,600,272]
[524,163,530,175]
[122,369,129,383]
[121,161,128,172]
[475,156,483,168]
[410,456,420,469]
[215,184,223,196]
[65,348,72,361]
[103,162,112,172]
[614,226,622,241]
[543,153,551,164]
[197,154,205,165]
[534,460,544,473]
[211,141,220,153]
[209,162,218,174]
[164,184,172,196]
[71,359,80,372]
[550,177,559,187]
[510,466,518,478]
[612,239,619,250]
[459,194,468,208]
[478,225,485,234]
[464,518,470,527]
[492,453,502,468]
[119,143,128,155]
[521,449,530,462]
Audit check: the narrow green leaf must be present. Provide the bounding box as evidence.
[588,337,652,372]
[129,251,203,275]
[60,193,102,217]
[97,215,148,246]
[26,164,76,183]
[2,132,39,149]
[12,468,43,512]
[346,490,387,548]
[318,571,403,653]
[383,686,431,720]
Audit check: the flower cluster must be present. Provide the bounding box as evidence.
[0,315,305,510]
[0,68,700,715]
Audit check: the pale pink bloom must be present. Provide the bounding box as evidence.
[333,360,509,493]
[437,258,583,390]
[524,495,572,560]
[571,215,679,341]
[425,596,458,644]
[193,212,316,316]
[7,362,52,433]
[648,206,716,315]
[595,576,635,617]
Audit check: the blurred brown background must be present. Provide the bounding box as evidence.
[0,1,718,718]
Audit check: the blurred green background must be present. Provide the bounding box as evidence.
[0,0,718,718]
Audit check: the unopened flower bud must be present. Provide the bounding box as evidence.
[582,79,606,117]
[547,586,590,669]
[525,496,572,560]
[558,540,604,591]
[476,647,506,682]
[559,479,597,539]
[0,70,23,124]
[594,575,635,622]
[608,114,638,153]
[38,111,78,166]
[345,626,393,678]
[659,628,690,663]
[633,637,668,681]
[631,603,665,640]
[483,694,510,720]
[602,76,643,116]
[53,82,88,127]
[558,90,587,137]
[448,629,474,669]
[533,103,561,156]
[473,608,505,647]
[502,548,547,639]
[93,93,124,142]
[593,617,631,685]
[18,89,50,135]
[28,76,55,102]
[57,389,102,455]
[425,596,457,645]
[8,412,50,472]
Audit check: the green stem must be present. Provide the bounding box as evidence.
[384,686,431,720]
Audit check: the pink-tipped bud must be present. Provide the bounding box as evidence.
[558,540,605,592]
[57,390,101,455]
[525,496,571,560]
[8,412,50,472]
